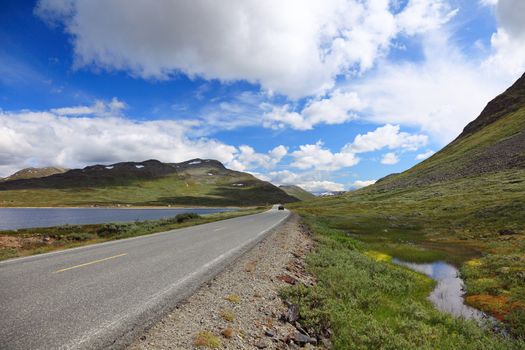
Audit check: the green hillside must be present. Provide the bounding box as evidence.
[287,73,525,343]
[0,167,68,182]
[0,159,298,207]
[279,185,315,201]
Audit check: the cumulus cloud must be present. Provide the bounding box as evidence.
[301,181,345,193]
[264,169,345,193]
[415,150,435,160]
[229,145,287,171]
[262,90,363,130]
[351,179,376,189]
[380,152,399,165]
[345,124,428,153]
[290,141,359,171]
[289,124,426,171]
[347,30,514,144]
[0,101,290,177]
[35,0,455,98]
[483,0,525,76]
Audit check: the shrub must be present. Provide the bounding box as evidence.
[505,307,525,339]
[96,223,128,237]
[175,212,201,223]
[67,232,95,241]
[220,309,235,322]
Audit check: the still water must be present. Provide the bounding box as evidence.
[0,207,234,230]
[393,258,487,321]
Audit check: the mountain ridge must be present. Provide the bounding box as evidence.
[0,159,299,207]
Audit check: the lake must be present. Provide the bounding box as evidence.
[0,207,234,230]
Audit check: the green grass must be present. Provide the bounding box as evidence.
[0,207,267,261]
[289,169,525,337]
[279,185,316,201]
[280,217,523,349]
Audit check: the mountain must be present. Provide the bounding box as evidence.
[377,72,525,190]
[0,167,68,182]
[279,185,315,201]
[0,159,298,207]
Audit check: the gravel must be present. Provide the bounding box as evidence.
[129,213,320,350]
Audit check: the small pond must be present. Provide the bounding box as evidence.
[392,258,487,321]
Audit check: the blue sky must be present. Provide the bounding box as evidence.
[1,0,524,193]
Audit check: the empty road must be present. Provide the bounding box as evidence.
[0,206,289,349]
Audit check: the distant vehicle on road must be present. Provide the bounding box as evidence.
[278,205,285,210]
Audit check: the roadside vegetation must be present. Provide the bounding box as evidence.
[280,215,524,349]
[0,207,267,261]
[288,169,525,340]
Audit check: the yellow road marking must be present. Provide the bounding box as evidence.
[54,253,127,273]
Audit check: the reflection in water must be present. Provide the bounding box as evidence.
[393,259,486,320]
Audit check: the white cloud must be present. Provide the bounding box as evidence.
[35,0,456,98]
[396,0,458,35]
[264,169,345,193]
[51,97,126,116]
[288,124,426,171]
[480,0,498,5]
[352,179,376,189]
[485,0,525,77]
[380,152,399,165]
[291,141,359,171]
[347,31,514,144]
[230,145,287,171]
[345,124,428,153]
[415,150,435,160]
[264,170,301,185]
[301,181,345,193]
[262,105,308,130]
[262,90,363,130]
[0,102,291,177]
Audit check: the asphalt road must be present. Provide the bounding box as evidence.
[0,206,289,350]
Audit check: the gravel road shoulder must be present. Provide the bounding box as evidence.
[129,213,321,349]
